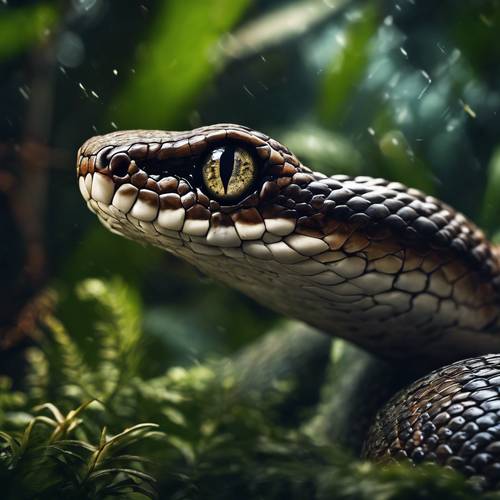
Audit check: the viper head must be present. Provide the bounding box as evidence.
[76,124,319,250]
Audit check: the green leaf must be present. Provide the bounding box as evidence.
[318,5,378,125]
[102,454,152,465]
[46,445,87,463]
[56,439,96,452]
[110,0,251,128]
[99,477,157,499]
[88,467,157,483]
[34,402,65,424]
[0,3,59,61]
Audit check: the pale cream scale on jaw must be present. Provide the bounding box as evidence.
[91,172,114,204]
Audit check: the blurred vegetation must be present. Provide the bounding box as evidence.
[318,4,378,125]
[0,3,58,60]
[111,0,251,128]
[2,0,500,497]
[1,278,500,499]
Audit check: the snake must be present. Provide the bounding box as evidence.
[77,123,500,488]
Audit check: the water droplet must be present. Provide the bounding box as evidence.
[417,70,432,100]
[437,42,446,54]
[18,86,30,100]
[243,85,255,98]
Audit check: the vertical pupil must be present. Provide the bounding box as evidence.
[219,146,235,193]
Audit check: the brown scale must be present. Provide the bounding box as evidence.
[136,190,159,210]
[159,193,181,210]
[158,177,178,193]
[185,204,210,220]
[231,207,263,225]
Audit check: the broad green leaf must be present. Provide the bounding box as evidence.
[110,0,250,128]
[318,5,377,124]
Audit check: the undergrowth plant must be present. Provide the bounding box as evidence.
[1,278,499,499]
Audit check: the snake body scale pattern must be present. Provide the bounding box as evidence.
[77,123,500,486]
[364,353,500,489]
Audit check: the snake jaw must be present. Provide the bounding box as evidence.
[77,123,500,364]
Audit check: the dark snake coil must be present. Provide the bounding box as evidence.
[364,354,500,490]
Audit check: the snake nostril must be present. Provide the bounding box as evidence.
[109,153,131,177]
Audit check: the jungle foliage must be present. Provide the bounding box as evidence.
[0,278,497,499]
[2,0,500,498]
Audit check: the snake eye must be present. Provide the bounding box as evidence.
[201,145,257,202]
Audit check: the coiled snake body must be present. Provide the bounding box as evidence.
[77,124,500,487]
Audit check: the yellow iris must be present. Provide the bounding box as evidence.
[202,146,256,202]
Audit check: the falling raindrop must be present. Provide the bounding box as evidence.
[243,85,255,98]
[417,70,432,100]
[18,87,30,100]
